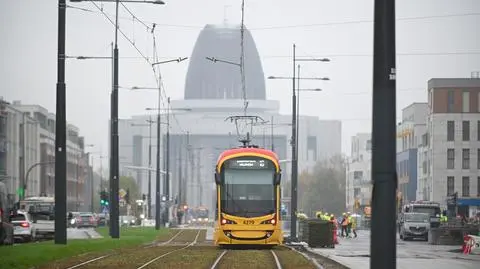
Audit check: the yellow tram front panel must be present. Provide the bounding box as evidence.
[214,213,283,245]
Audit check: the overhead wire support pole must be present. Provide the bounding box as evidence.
[110,0,120,239]
[147,116,153,219]
[54,0,67,245]
[155,72,162,230]
[240,0,247,115]
[165,97,171,225]
[370,0,397,269]
[290,43,298,241]
[296,64,300,165]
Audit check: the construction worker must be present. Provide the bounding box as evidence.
[341,213,349,237]
[316,211,323,219]
[323,212,329,221]
[440,210,448,224]
[330,214,338,244]
[347,212,353,237]
[350,214,358,238]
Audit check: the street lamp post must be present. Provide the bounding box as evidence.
[66,0,165,241]
[145,106,190,227]
[70,0,166,239]
[131,118,155,219]
[267,45,329,241]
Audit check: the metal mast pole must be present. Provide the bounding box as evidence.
[290,43,298,241]
[270,116,274,151]
[165,97,171,224]
[296,64,300,164]
[155,80,162,230]
[148,116,153,219]
[54,0,67,245]
[370,0,397,268]
[110,0,120,239]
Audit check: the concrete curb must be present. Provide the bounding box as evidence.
[284,245,324,269]
[301,245,351,269]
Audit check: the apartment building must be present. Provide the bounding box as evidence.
[422,77,480,217]
[396,103,428,203]
[11,101,89,211]
[0,98,41,201]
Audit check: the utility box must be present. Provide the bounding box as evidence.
[299,219,335,248]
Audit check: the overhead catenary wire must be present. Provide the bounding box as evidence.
[120,2,152,32]
[88,1,188,135]
[67,5,480,31]
[89,1,151,63]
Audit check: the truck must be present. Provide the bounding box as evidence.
[19,196,55,239]
[0,182,14,245]
[398,201,441,233]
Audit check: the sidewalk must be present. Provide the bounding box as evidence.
[307,230,480,269]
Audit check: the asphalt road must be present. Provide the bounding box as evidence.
[309,230,480,269]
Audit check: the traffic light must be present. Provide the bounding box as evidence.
[453,192,458,205]
[142,194,146,201]
[100,190,109,206]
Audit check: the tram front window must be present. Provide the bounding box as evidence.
[221,169,275,218]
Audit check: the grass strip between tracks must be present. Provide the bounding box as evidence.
[274,247,317,269]
[218,249,277,269]
[2,227,171,269]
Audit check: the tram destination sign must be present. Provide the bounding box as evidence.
[226,159,271,169]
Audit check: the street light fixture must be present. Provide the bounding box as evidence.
[205,57,241,67]
[152,57,188,66]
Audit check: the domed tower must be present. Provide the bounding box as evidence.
[184,24,266,100]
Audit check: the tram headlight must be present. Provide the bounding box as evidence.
[261,218,277,225]
[221,218,236,225]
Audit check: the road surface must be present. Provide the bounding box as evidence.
[309,230,480,269]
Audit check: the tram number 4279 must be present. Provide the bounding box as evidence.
[243,220,254,225]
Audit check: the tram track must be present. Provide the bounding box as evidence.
[63,229,202,269]
[60,229,319,269]
[210,248,284,269]
[135,229,202,269]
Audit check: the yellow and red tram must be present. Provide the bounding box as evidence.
[213,147,283,246]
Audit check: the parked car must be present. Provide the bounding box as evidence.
[10,211,34,242]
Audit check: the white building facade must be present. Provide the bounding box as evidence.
[345,133,371,211]
[424,78,480,217]
[0,98,41,200]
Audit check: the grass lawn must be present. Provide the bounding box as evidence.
[1,226,169,269]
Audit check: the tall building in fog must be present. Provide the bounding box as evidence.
[118,23,342,221]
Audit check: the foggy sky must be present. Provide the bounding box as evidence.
[1,0,479,165]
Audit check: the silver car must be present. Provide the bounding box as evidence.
[399,212,430,241]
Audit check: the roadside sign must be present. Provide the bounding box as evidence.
[119,189,126,198]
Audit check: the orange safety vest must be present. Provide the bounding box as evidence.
[342,217,349,226]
